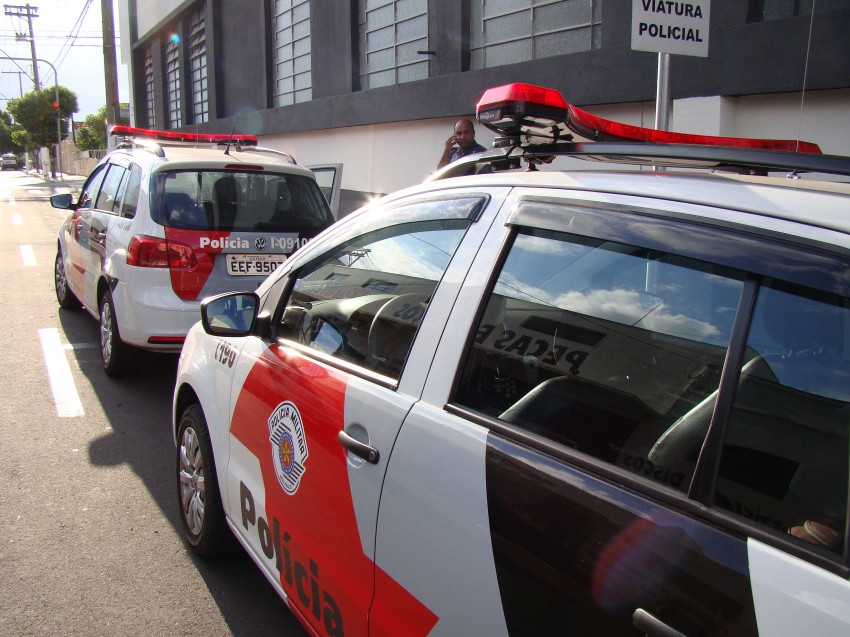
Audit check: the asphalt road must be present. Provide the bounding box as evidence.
[0,170,309,636]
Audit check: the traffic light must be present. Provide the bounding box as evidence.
[52,101,59,112]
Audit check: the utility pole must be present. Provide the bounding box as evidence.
[101,0,119,136]
[3,4,39,89]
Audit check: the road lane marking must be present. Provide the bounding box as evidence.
[39,328,85,418]
[20,245,36,266]
[12,213,21,225]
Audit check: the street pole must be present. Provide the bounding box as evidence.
[4,4,40,89]
[101,0,119,133]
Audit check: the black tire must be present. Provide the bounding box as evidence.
[99,290,137,377]
[54,249,81,310]
[176,403,229,557]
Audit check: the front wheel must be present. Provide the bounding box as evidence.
[99,290,136,377]
[54,249,81,309]
[176,404,229,557]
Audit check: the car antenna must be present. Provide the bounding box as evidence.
[224,125,236,155]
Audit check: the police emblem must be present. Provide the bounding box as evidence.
[268,401,309,495]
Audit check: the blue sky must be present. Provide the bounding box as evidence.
[0,0,130,119]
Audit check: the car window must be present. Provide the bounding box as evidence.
[151,170,333,232]
[278,216,473,380]
[77,163,108,210]
[455,227,745,493]
[713,281,849,552]
[117,164,143,218]
[94,164,127,213]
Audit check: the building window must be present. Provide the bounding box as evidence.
[144,48,155,128]
[358,0,428,90]
[165,36,182,128]
[273,0,312,106]
[747,0,850,21]
[188,6,208,123]
[470,0,601,70]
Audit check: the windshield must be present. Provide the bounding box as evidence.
[151,170,333,233]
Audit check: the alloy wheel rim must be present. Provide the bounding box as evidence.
[55,256,67,300]
[178,426,205,536]
[100,302,113,363]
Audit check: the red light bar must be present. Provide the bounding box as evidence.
[565,103,821,154]
[477,83,568,135]
[476,83,821,154]
[110,125,258,146]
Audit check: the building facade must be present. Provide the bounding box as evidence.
[117,0,850,213]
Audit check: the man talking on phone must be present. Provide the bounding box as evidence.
[437,118,487,169]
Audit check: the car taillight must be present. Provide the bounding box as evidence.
[127,235,197,269]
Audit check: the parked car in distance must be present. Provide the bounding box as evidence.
[2,152,19,170]
[172,84,850,636]
[51,126,340,376]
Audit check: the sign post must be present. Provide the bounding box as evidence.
[631,0,711,132]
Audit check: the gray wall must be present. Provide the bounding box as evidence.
[131,1,850,135]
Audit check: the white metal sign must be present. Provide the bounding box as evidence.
[631,0,711,58]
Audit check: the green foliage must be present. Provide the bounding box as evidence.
[7,86,79,147]
[0,110,23,154]
[75,105,129,151]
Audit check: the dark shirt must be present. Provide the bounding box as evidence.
[448,141,487,164]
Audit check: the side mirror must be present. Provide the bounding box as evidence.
[50,193,74,209]
[201,292,260,336]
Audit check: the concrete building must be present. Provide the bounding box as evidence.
[116,1,850,215]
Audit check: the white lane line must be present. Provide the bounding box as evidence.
[39,328,85,418]
[20,244,36,266]
[11,213,21,225]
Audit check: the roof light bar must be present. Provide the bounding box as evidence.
[110,125,258,147]
[476,83,821,154]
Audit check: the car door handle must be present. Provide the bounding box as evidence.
[633,609,687,637]
[338,430,380,464]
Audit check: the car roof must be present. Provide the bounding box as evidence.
[104,145,317,179]
[389,167,850,243]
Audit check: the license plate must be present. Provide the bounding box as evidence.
[226,253,286,276]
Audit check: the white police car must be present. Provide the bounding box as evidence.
[52,126,338,376]
[173,84,850,636]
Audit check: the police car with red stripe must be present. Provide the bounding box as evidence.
[52,127,339,376]
[173,84,850,636]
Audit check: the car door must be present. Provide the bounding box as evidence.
[78,161,127,309]
[306,163,342,218]
[66,163,108,307]
[222,193,491,637]
[376,192,850,635]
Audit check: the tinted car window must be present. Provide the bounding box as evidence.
[77,163,108,210]
[151,170,332,232]
[279,216,472,380]
[94,164,127,213]
[456,227,745,492]
[719,282,849,551]
[117,164,142,218]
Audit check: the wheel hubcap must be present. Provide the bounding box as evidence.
[55,256,66,298]
[178,427,205,536]
[100,302,113,363]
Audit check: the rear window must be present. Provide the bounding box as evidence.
[150,170,333,233]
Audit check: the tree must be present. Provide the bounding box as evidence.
[8,86,79,175]
[76,104,129,152]
[0,110,23,154]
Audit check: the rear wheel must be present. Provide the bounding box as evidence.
[176,403,229,557]
[99,290,136,376]
[54,249,80,309]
